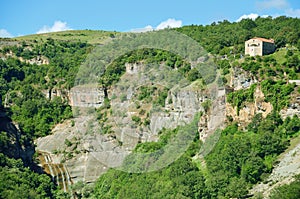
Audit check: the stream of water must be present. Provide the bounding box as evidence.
[39,151,74,197]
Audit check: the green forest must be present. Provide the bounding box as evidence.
[0,16,300,198]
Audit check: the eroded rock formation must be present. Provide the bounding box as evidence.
[226,86,273,126]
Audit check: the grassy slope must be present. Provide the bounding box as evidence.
[15,30,120,44]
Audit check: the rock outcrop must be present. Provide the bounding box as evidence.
[226,86,272,126]
[36,85,225,183]
[198,87,226,141]
[41,85,106,108]
[36,62,226,183]
[230,67,257,90]
[36,115,129,183]
[42,88,70,101]
[70,85,105,108]
[280,97,300,119]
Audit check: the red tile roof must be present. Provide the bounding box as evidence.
[250,37,275,43]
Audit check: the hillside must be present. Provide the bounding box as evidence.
[15,30,120,44]
[0,16,300,199]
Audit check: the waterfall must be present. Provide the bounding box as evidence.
[39,151,74,195]
[64,164,72,190]
[52,164,60,185]
[43,153,55,180]
[58,166,67,192]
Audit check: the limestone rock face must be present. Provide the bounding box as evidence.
[42,88,70,102]
[36,116,126,183]
[23,55,49,65]
[280,97,300,119]
[42,85,105,108]
[199,89,226,142]
[36,85,225,183]
[69,85,105,108]
[149,89,203,136]
[36,62,226,183]
[230,67,257,91]
[125,63,142,75]
[226,86,273,126]
[0,45,49,65]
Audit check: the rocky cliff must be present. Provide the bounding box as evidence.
[280,97,300,119]
[226,86,273,126]
[36,87,213,183]
[36,62,226,183]
[0,109,35,165]
[230,66,257,91]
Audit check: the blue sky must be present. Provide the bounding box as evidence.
[0,0,299,37]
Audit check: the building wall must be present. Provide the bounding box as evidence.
[245,39,263,56]
[245,38,275,56]
[262,42,275,55]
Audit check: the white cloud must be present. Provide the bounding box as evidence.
[130,18,182,33]
[131,25,154,33]
[285,8,300,18]
[37,20,72,34]
[156,18,182,30]
[257,0,289,10]
[236,13,260,21]
[0,29,13,38]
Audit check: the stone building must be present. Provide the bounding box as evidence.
[245,37,275,56]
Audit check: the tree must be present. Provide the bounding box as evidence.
[241,19,257,30]
[241,155,265,183]
[226,177,249,198]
